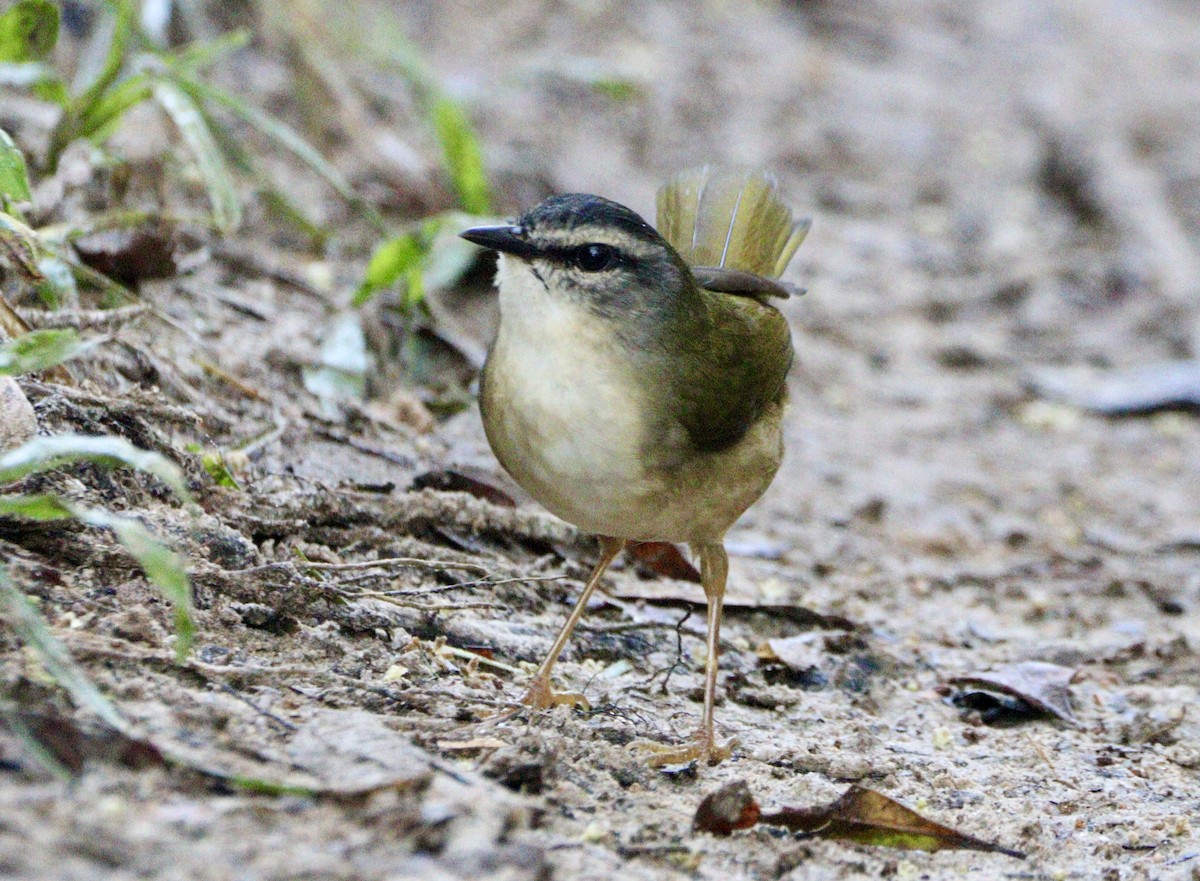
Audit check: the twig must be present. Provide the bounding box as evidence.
[311,427,413,466]
[194,357,271,401]
[640,609,692,695]
[16,303,149,330]
[338,589,503,613]
[225,556,491,577]
[216,682,296,732]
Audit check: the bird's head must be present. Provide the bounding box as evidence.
[460,193,692,318]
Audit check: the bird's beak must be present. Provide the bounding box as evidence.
[459,224,537,259]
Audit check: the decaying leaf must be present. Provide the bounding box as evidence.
[694,780,1024,859]
[72,226,178,285]
[946,661,1077,724]
[627,541,702,583]
[411,468,517,507]
[0,708,165,777]
[693,780,761,835]
[761,785,1026,858]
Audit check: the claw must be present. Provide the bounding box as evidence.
[631,732,734,767]
[521,676,590,711]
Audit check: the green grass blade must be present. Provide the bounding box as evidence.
[0,433,192,501]
[73,0,134,115]
[74,508,195,661]
[76,71,153,141]
[0,127,32,203]
[170,28,252,74]
[167,72,383,229]
[151,79,242,232]
[0,566,128,731]
[0,329,96,376]
[0,493,72,520]
[0,0,60,63]
[0,496,196,662]
[430,97,491,214]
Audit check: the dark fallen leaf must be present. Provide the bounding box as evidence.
[73,226,178,285]
[627,541,701,582]
[411,468,516,507]
[756,631,884,692]
[1030,361,1200,415]
[1,709,165,776]
[946,661,1077,724]
[461,644,495,660]
[760,784,1025,858]
[693,780,761,835]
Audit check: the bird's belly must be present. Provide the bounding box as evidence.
[484,335,785,543]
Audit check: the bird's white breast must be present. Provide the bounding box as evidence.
[484,256,653,534]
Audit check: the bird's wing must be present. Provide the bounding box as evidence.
[670,291,794,453]
[654,167,802,452]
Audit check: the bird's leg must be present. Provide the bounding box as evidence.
[521,535,625,711]
[635,542,734,766]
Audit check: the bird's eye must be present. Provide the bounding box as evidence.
[574,244,616,272]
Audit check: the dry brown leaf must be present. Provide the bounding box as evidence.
[946,661,1077,723]
[761,784,1026,858]
[626,541,701,582]
[694,781,1024,859]
[1,709,165,776]
[73,226,178,285]
[410,468,518,507]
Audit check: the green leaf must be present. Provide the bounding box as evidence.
[0,127,32,202]
[200,450,240,489]
[0,433,192,502]
[167,73,363,215]
[430,97,490,214]
[0,0,60,63]
[151,80,242,232]
[0,498,196,662]
[354,233,426,306]
[0,329,93,375]
[33,255,77,308]
[0,566,128,731]
[76,71,153,141]
[72,0,132,117]
[170,28,252,74]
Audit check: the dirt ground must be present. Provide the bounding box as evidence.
[2,1,1199,879]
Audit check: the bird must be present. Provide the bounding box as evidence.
[459,167,809,765]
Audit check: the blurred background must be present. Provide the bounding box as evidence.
[2,2,1199,878]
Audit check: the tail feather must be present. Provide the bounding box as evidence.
[656,166,809,279]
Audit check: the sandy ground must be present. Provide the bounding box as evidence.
[2,1,1199,879]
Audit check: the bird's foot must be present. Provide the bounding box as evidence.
[521,676,591,712]
[631,730,734,767]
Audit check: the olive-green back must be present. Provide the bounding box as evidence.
[655,168,806,453]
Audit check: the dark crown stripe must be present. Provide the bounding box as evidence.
[520,193,662,245]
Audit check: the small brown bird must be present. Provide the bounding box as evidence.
[460,168,809,765]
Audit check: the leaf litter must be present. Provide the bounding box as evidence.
[694,781,1025,859]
